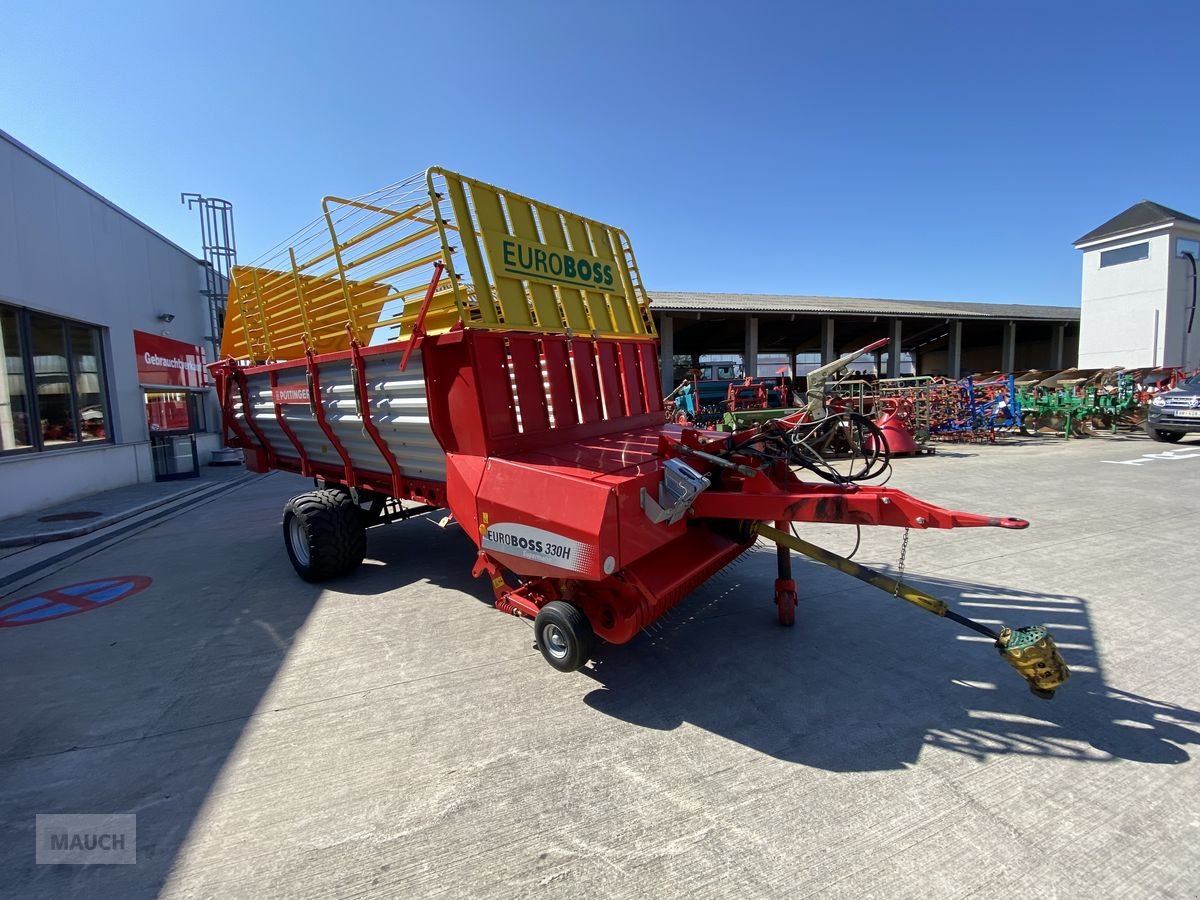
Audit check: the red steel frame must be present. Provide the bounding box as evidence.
[231,366,276,471]
[268,369,312,476]
[401,261,445,372]
[304,347,356,486]
[348,335,405,499]
[218,363,256,452]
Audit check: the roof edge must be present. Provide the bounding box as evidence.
[646,291,1080,321]
[1073,221,1176,248]
[0,128,202,264]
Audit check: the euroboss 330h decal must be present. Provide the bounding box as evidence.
[481,523,596,574]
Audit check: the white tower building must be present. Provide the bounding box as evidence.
[1074,201,1200,369]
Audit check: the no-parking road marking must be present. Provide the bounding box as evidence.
[1102,447,1200,467]
[0,576,152,627]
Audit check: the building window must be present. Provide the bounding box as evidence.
[1099,242,1149,267]
[0,303,111,454]
[0,307,34,451]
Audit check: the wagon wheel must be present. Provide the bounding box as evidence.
[534,601,595,672]
[282,489,367,582]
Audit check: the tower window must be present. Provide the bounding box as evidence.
[1099,242,1149,267]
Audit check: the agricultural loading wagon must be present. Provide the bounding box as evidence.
[212,168,1069,697]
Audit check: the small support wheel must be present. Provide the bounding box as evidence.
[776,592,797,627]
[534,601,595,672]
[282,489,367,582]
[774,578,797,627]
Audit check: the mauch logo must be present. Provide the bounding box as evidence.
[37,815,136,865]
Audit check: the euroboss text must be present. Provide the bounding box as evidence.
[484,231,620,293]
[485,528,574,562]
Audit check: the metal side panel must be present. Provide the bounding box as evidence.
[363,352,447,481]
[318,360,393,474]
[235,351,447,485]
[242,371,300,464]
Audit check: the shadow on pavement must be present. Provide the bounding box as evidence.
[0,481,330,898]
[344,514,495,603]
[7,483,1186,897]
[579,549,1198,770]
[355,516,1199,772]
[338,513,1199,772]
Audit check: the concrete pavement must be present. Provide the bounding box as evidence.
[1,433,1198,898]
[0,464,251,548]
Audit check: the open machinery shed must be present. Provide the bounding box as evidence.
[652,292,1080,387]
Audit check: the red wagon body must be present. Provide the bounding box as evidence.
[211,168,1068,694]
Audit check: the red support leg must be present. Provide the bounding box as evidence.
[774,519,797,626]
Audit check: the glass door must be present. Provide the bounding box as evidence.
[144,391,200,480]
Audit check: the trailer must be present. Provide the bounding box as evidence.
[212,168,1068,697]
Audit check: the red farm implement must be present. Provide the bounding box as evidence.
[212,168,1068,697]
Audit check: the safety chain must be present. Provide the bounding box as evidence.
[893,527,910,596]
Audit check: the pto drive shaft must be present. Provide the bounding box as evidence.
[753,523,1070,698]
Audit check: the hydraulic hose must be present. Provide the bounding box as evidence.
[1184,251,1197,335]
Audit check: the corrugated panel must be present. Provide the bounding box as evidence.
[236,349,446,485]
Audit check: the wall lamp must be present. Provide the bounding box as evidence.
[157,312,176,324]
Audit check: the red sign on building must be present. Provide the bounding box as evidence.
[133,330,208,388]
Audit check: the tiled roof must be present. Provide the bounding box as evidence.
[1075,200,1200,245]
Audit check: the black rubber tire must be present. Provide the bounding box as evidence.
[533,601,595,672]
[1146,424,1184,443]
[282,489,367,582]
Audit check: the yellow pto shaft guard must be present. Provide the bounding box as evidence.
[753,522,1070,698]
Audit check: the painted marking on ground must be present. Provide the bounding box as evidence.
[0,576,153,628]
[1101,447,1200,467]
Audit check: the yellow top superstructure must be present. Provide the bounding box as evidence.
[220,167,655,362]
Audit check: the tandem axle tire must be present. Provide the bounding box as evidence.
[283,489,367,582]
[534,601,595,672]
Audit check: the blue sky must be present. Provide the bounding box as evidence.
[3,1,1198,307]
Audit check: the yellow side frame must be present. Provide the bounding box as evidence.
[219,167,658,361]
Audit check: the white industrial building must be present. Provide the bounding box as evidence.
[0,130,224,519]
[1075,201,1200,369]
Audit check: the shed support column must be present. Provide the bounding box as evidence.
[1002,320,1017,373]
[1051,323,1065,369]
[659,314,674,394]
[744,315,758,378]
[948,320,963,378]
[821,317,836,364]
[887,318,902,378]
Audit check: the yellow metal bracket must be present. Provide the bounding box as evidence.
[754,522,1071,697]
[754,522,947,616]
